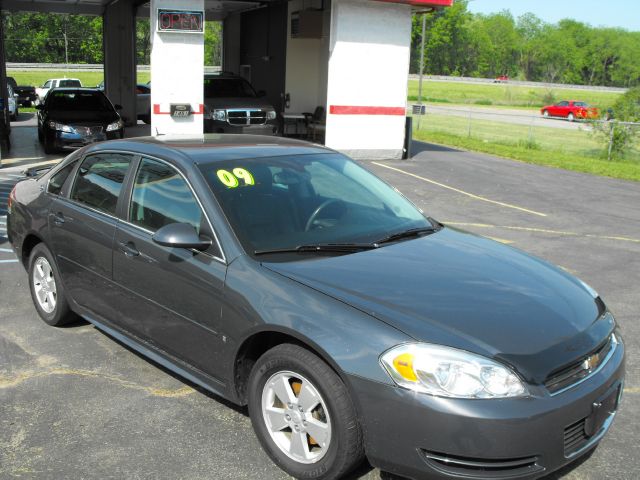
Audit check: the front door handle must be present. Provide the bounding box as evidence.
[52,212,65,226]
[118,241,140,257]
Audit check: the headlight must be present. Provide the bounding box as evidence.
[266,110,277,120]
[48,121,74,133]
[212,109,226,121]
[380,343,527,399]
[106,119,123,132]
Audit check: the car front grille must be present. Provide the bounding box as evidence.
[545,333,616,395]
[73,125,104,135]
[227,109,267,126]
[421,450,544,478]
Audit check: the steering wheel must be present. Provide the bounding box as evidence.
[305,199,346,232]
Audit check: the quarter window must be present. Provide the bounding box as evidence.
[47,161,77,195]
[70,153,132,215]
[129,158,203,233]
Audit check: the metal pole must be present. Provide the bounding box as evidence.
[608,121,615,161]
[417,14,426,130]
[64,33,69,74]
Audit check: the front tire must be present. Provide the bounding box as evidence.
[542,110,549,118]
[248,344,364,480]
[28,243,76,326]
[43,135,56,154]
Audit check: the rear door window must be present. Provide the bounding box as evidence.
[129,158,203,233]
[70,153,132,216]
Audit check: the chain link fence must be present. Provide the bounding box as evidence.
[411,105,640,163]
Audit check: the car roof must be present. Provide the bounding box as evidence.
[47,88,103,93]
[83,134,335,165]
[204,72,243,79]
[47,78,81,82]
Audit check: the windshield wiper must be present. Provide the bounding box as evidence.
[373,226,438,246]
[254,243,377,256]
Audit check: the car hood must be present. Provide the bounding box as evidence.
[47,110,119,125]
[264,228,613,383]
[205,97,274,110]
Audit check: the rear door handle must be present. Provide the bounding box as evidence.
[118,241,140,257]
[52,212,65,226]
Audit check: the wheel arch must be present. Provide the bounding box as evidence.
[20,232,45,268]
[232,326,353,407]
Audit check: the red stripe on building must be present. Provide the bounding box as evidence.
[330,105,406,116]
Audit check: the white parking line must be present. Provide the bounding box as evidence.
[0,259,18,263]
[0,248,13,253]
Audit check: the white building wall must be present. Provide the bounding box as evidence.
[150,0,204,135]
[284,0,330,115]
[325,0,411,159]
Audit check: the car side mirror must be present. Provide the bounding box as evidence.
[35,104,43,110]
[114,104,123,110]
[152,223,212,251]
[256,90,266,98]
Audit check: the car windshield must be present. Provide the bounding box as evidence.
[204,78,256,98]
[574,102,589,107]
[47,91,113,112]
[201,153,432,257]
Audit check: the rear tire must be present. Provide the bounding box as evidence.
[248,344,364,480]
[28,243,76,326]
[567,112,575,122]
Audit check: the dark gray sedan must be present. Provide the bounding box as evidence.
[6,135,624,480]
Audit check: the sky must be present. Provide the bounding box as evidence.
[467,0,640,31]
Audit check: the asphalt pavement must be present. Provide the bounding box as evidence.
[1,140,639,480]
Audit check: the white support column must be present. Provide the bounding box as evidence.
[150,0,205,135]
[325,0,412,159]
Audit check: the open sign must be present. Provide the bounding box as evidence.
[157,9,204,33]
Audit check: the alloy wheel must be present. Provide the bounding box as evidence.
[32,257,57,314]
[261,370,332,464]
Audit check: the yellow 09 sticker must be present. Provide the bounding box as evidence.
[216,168,255,188]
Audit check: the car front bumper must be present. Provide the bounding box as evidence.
[350,339,624,480]
[47,128,124,150]
[204,119,278,135]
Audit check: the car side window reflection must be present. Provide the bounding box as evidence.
[129,158,203,234]
[70,153,132,216]
[47,161,77,195]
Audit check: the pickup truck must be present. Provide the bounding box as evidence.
[35,78,82,105]
[203,72,278,135]
[7,77,37,107]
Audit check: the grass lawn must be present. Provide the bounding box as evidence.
[7,70,151,88]
[407,79,623,110]
[413,112,640,182]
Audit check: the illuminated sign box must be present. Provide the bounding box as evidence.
[157,9,204,33]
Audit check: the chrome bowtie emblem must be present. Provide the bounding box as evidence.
[583,353,601,371]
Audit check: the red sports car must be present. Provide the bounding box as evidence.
[541,101,600,121]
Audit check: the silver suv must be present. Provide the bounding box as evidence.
[203,73,278,135]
